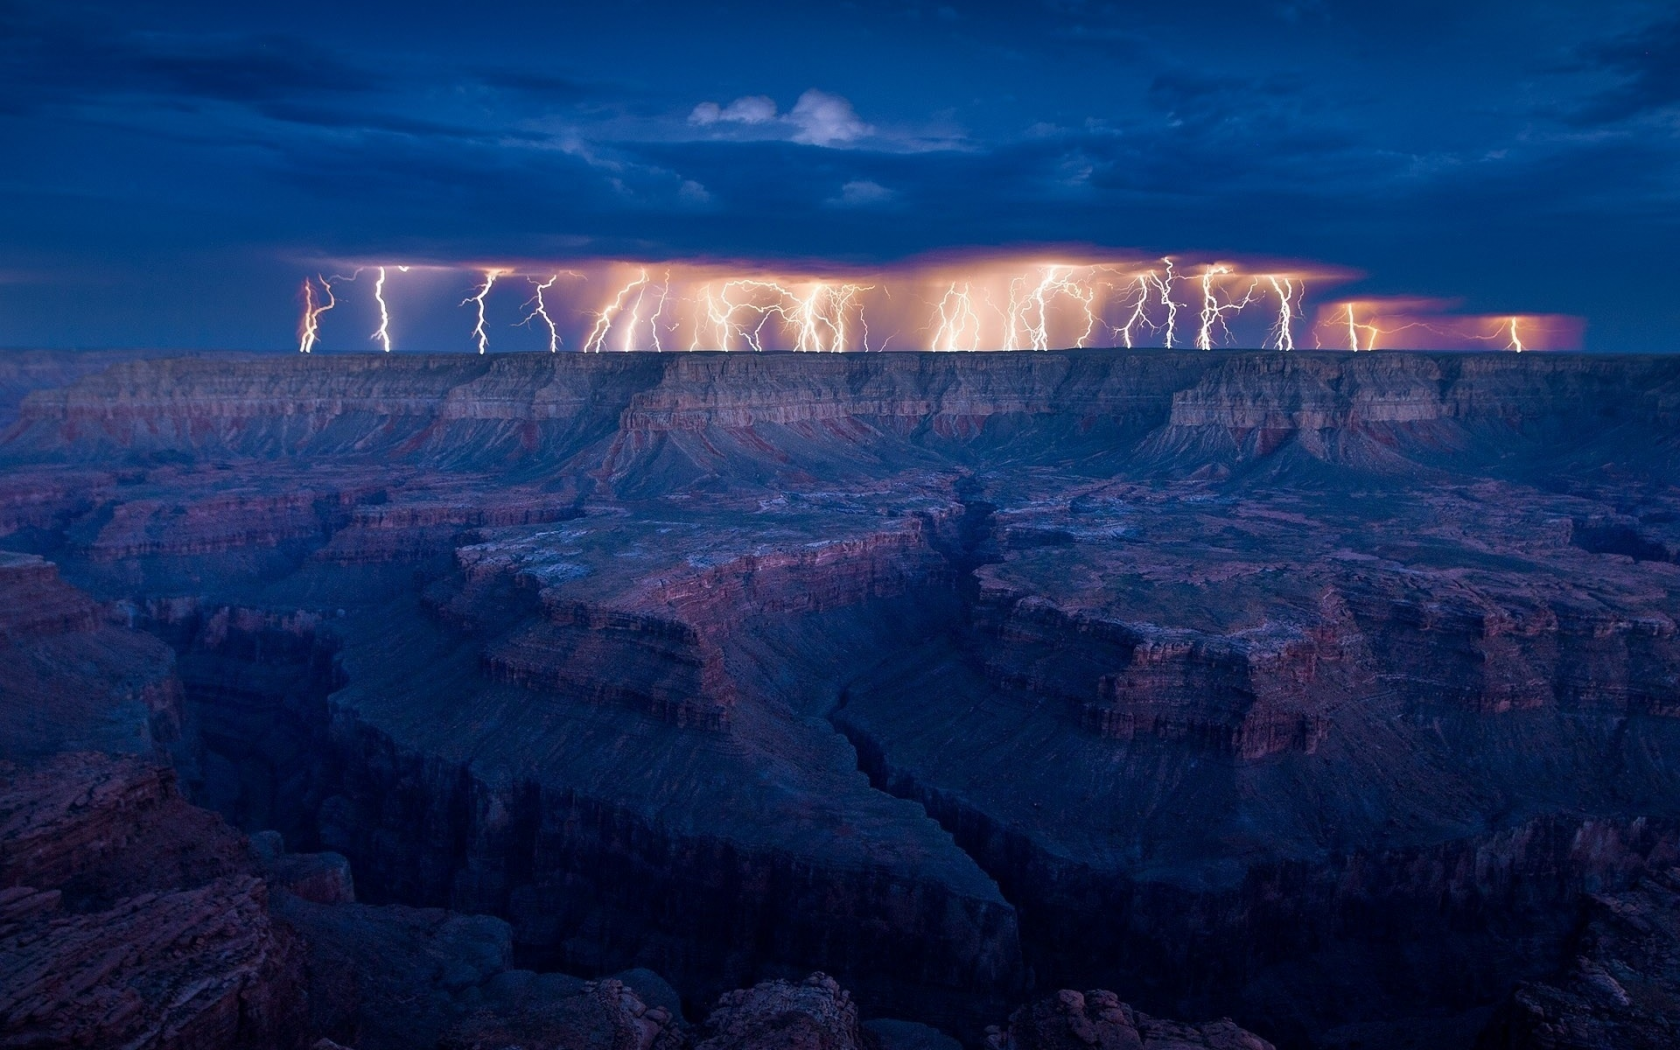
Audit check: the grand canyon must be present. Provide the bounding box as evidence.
[4,348,1679,1050]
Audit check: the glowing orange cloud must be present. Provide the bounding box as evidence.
[293,250,1579,354]
[1312,298,1584,352]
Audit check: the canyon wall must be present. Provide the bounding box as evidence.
[4,348,1680,1049]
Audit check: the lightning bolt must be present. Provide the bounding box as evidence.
[619,273,672,352]
[792,281,870,352]
[1266,276,1299,352]
[688,279,872,353]
[1506,317,1524,353]
[584,269,649,353]
[1342,303,1385,351]
[1195,265,1260,350]
[297,275,337,354]
[931,282,981,351]
[1002,266,1099,351]
[462,269,505,354]
[372,266,393,352]
[648,273,672,352]
[692,284,726,351]
[1114,273,1156,349]
[1150,258,1181,348]
[522,275,562,352]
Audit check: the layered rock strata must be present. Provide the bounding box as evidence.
[4,348,1680,1049]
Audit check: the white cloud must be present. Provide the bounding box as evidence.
[689,95,778,127]
[687,89,875,149]
[678,179,712,204]
[788,89,872,146]
[830,179,895,207]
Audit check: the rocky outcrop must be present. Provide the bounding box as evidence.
[0,557,187,762]
[977,594,1343,760]
[0,874,307,1050]
[442,977,685,1050]
[0,552,97,638]
[476,518,948,729]
[1477,868,1680,1050]
[0,746,698,1050]
[694,973,866,1050]
[0,752,305,1050]
[0,753,252,907]
[987,989,1273,1050]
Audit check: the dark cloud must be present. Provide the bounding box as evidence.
[0,8,383,115]
[1571,12,1680,124]
[0,0,1673,350]
[470,68,598,104]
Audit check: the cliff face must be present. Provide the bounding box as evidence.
[3,348,1680,1049]
[0,753,307,1050]
[1476,868,1680,1050]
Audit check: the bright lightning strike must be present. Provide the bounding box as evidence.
[1194,266,1259,351]
[1267,276,1299,351]
[1003,266,1099,351]
[1150,258,1181,349]
[584,270,650,353]
[1343,303,1383,352]
[372,266,393,352]
[289,255,1571,354]
[462,269,506,355]
[1116,274,1155,349]
[297,275,336,354]
[619,274,672,353]
[931,282,982,351]
[522,275,562,352]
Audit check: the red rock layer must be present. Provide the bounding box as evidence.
[0,553,96,638]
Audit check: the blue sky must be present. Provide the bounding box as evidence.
[1,0,1677,351]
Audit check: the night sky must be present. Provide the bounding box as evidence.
[2,0,1677,352]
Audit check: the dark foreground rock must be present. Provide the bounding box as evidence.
[987,989,1274,1050]
[1477,868,1680,1050]
[0,753,304,1050]
[694,973,867,1050]
[0,874,307,1050]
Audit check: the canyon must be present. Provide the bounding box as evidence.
[2,347,1679,1049]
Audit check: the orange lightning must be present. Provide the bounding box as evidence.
[1003,266,1099,351]
[931,282,982,351]
[647,274,672,351]
[298,254,1567,355]
[297,275,336,354]
[1342,303,1384,351]
[693,284,730,351]
[584,269,649,352]
[793,281,870,352]
[618,273,672,352]
[462,269,506,354]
